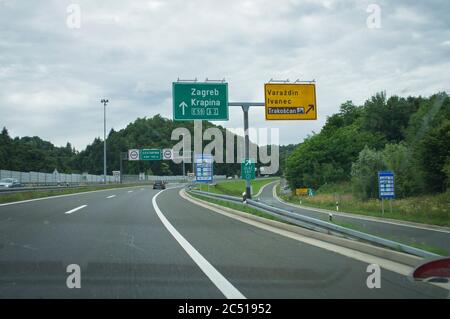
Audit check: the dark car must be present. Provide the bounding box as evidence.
[152,180,166,189]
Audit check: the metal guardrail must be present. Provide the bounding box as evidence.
[188,189,439,259]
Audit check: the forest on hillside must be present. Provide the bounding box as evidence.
[0,115,255,177]
[285,92,450,199]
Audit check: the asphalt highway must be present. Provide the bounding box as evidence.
[0,184,447,298]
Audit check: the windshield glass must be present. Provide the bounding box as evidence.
[0,0,448,308]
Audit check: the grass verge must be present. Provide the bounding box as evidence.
[279,183,450,227]
[190,190,447,256]
[197,177,278,197]
[330,219,448,256]
[0,184,149,204]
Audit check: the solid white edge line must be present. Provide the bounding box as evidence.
[64,205,87,215]
[271,183,450,234]
[152,189,246,299]
[0,185,147,207]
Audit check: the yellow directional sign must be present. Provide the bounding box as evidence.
[295,188,309,196]
[265,83,317,120]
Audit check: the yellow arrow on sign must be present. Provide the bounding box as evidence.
[265,83,317,120]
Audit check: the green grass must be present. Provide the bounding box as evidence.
[0,183,149,204]
[330,219,449,256]
[189,192,290,224]
[196,177,278,197]
[280,183,450,227]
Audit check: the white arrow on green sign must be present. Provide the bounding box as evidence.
[172,82,229,121]
[241,159,255,180]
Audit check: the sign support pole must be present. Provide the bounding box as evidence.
[182,133,186,179]
[119,151,127,184]
[119,153,123,184]
[101,99,109,184]
[242,105,251,199]
[228,102,264,200]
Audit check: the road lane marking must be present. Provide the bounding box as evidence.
[64,205,87,215]
[152,190,246,299]
[106,195,116,199]
[128,190,133,193]
[0,186,142,207]
[271,183,450,234]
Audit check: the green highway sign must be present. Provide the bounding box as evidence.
[172,82,229,121]
[140,149,161,160]
[241,159,255,180]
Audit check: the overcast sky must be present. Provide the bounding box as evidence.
[0,0,449,150]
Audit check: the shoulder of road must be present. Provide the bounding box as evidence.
[271,182,450,234]
[183,189,420,266]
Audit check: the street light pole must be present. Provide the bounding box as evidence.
[101,98,109,184]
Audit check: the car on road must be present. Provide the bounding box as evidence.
[0,178,22,188]
[152,180,166,190]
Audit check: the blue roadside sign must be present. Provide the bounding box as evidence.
[195,153,213,183]
[378,171,395,199]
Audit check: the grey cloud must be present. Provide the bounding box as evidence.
[0,0,449,150]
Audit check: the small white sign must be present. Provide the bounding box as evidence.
[128,149,140,161]
[162,148,173,160]
[112,171,121,182]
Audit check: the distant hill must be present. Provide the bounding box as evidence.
[0,115,264,177]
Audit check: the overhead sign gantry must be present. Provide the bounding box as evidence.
[171,78,318,200]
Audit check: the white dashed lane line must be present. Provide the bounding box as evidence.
[64,205,87,215]
[106,195,116,199]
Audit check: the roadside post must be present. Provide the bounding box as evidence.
[334,193,340,212]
